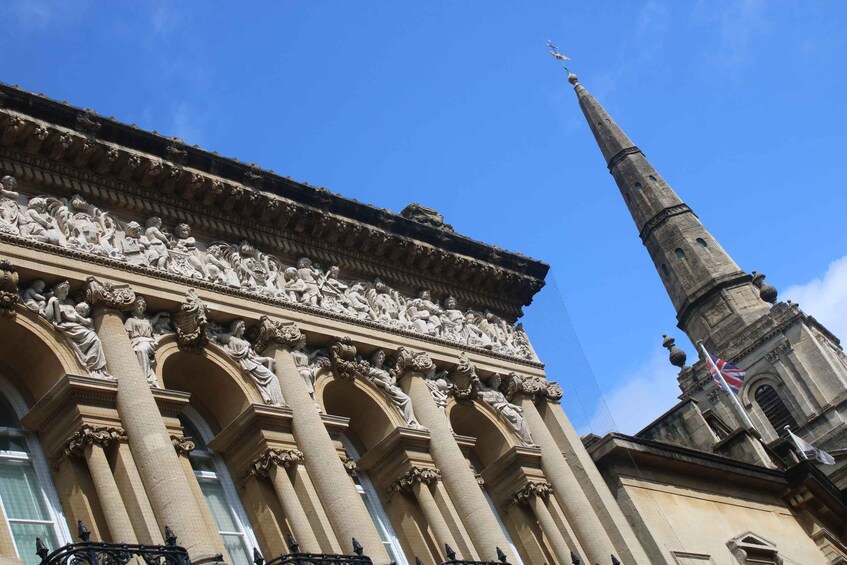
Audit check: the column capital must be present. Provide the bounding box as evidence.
[84,276,136,311]
[254,315,302,352]
[387,466,441,499]
[511,481,553,506]
[241,448,304,485]
[171,289,209,352]
[341,455,358,476]
[57,424,127,462]
[393,346,436,380]
[0,259,19,317]
[500,372,563,404]
[171,435,196,457]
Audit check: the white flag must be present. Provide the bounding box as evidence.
[787,429,836,465]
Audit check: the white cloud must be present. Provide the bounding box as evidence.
[588,346,682,436]
[784,254,847,343]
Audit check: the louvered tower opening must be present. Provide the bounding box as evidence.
[754,384,798,435]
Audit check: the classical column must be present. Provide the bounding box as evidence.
[113,442,163,545]
[60,425,135,543]
[512,482,571,565]
[255,318,390,562]
[388,467,457,555]
[85,278,219,561]
[243,448,320,553]
[394,348,514,563]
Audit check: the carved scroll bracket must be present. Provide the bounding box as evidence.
[84,276,136,312]
[171,435,195,457]
[392,346,436,381]
[171,289,208,352]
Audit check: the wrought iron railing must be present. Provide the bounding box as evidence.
[415,544,510,565]
[36,521,191,565]
[253,534,373,565]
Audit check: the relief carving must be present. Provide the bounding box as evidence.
[479,374,535,447]
[511,481,553,506]
[387,466,441,499]
[58,424,126,462]
[172,289,208,352]
[0,259,19,316]
[124,297,170,386]
[359,349,425,430]
[241,448,304,485]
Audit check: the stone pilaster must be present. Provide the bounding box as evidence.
[257,317,390,562]
[388,467,458,556]
[84,277,220,562]
[395,348,514,563]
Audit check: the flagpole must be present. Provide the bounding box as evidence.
[698,341,756,430]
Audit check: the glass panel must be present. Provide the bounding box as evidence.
[0,396,21,428]
[359,492,400,563]
[10,521,58,565]
[221,533,251,565]
[189,454,217,474]
[0,430,29,453]
[0,461,51,521]
[198,479,239,533]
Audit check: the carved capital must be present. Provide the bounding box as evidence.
[450,353,480,404]
[58,424,126,462]
[500,372,562,404]
[393,347,435,380]
[84,276,136,311]
[511,481,553,506]
[341,455,358,477]
[171,435,195,457]
[329,337,361,381]
[254,316,302,352]
[240,448,304,485]
[0,260,19,316]
[387,466,441,499]
[171,289,208,352]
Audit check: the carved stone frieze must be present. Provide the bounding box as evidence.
[172,289,208,352]
[0,173,538,361]
[0,259,19,316]
[387,466,441,499]
[254,315,302,352]
[57,424,126,463]
[511,481,553,506]
[84,276,136,311]
[240,448,304,485]
[171,435,195,457]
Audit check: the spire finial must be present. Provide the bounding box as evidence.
[547,40,574,76]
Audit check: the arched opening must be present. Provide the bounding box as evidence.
[754,385,798,435]
[696,237,708,248]
[675,248,686,260]
[0,377,71,565]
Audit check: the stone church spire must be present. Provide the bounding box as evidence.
[568,73,771,350]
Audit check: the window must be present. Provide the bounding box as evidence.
[0,389,70,565]
[649,174,658,182]
[634,182,643,191]
[754,385,798,435]
[180,411,256,565]
[675,248,686,259]
[696,238,708,248]
[341,437,406,565]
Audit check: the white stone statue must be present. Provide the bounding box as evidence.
[21,279,49,315]
[43,280,111,379]
[360,349,425,430]
[124,297,169,386]
[144,217,171,268]
[479,374,535,446]
[213,319,285,406]
[290,334,329,411]
[120,221,151,266]
[439,296,465,339]
[406,290,443,335]
[20,197,61,244]
[318,265,350,313]
[295,258,321,306]
[169,222,205,278]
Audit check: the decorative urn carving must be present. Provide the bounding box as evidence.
[662,334,688,368]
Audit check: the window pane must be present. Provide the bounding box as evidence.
[221,533,251,565]
[198,479,239,533]
[0,431,29,453]
[189,454,217,474]
[10,521,58,565]
[0,461,51,521]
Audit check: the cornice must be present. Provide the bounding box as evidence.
[0,88,548,311]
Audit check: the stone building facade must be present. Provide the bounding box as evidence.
[0,83,656,565]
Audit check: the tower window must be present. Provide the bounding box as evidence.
[661,264,669,277]
[675,248,685,259]
[649,175,658,182]
[696,238,708,248]
[754,384,798,435]
[634,182,643,191]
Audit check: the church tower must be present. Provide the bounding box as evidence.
[568,73,847,477]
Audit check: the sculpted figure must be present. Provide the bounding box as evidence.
[361,349,424,430]
[169,223,205,278]
[124,297,169,386]
[21,279,49,315]
[406,290,443,335]
[366,278,406,325]
[43,281,111,379]
[280,267,306,302]
[290,334,329,411]
[65,194,105,250]
[20,197,61,244]
[0,175,19,199]
[216,320,285,406]
[203,243,241,287]
[318,265,350,313]
[463,312,492,348]
[120,221,150,266]
[344,282,371,318]
[479,374,535,446]
[0,176,21,234]
[427,370,453,421]
[295,258,321,306]
[144,217,171,268]
[439,296,465,339]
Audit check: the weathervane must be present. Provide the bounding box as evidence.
[546,40,571,74]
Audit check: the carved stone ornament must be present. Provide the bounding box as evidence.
[386,466,441,499]
[511,481,553,506]
[254,315,302,352]
[240,448,304,485]
[393,346,436,380]
[0,178,536,361]
[450,353,480,404]
[499,372,563,404]
[662,334,688,368]
[341,454,358,476]
[329,337,361,381]
[171,435,195,457]
[57,424,126,463]
[0,259,19,316]
[172,289,208,352]
[84,276,136,311]
[399,203,454,231]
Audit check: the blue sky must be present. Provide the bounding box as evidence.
[3,1,846,434]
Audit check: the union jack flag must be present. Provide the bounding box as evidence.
[708,353,746,394]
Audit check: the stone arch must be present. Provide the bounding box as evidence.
[447,398,519,469]
[316,373,404,452]
[156,336,264,434]
[741,372,801,437]
[0,307,85,404]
